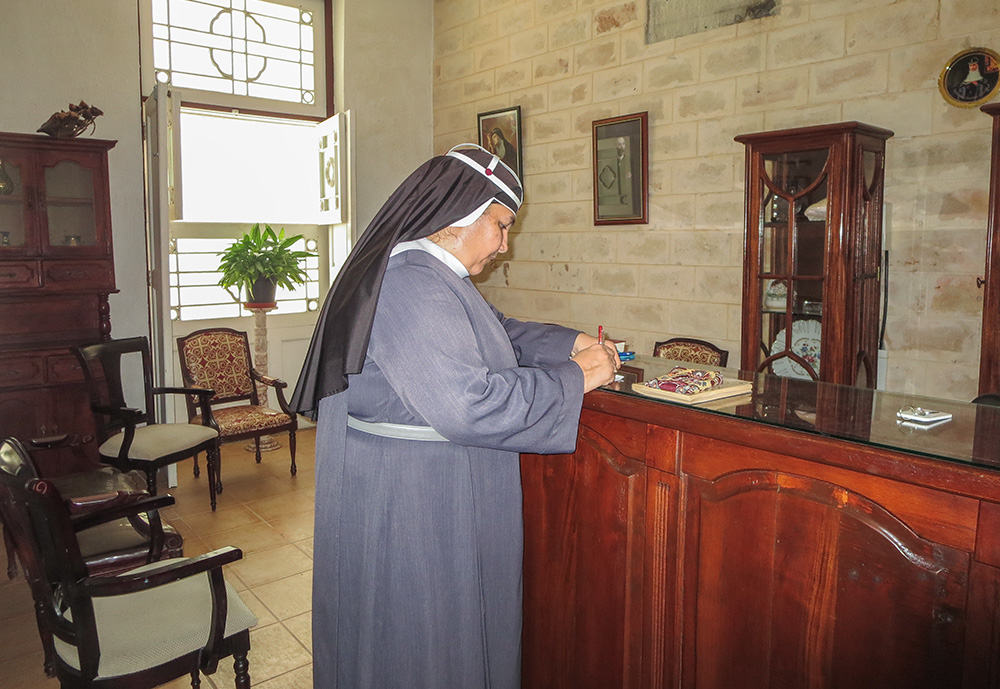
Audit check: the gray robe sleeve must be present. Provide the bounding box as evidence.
[489,302,580,368]
[367,262,584,454]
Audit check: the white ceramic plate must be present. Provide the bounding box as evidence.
[771,319,821,379]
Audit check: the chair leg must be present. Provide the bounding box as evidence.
[254,437,262,464]
[289,430,297,476]
[233,651,251,689]
[146,469,158,495]
[190,668,201,688]
[35,599,56,677]
[3,522,18,579]
[193,453,200,478]
[206,450,218,512]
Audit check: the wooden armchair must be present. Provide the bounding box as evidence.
[2,435,183,580]
[177,328,298,479]
[73,336,223,510]
[0,436,256,689]
[652,337,730,367]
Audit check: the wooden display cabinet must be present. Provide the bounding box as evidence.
[736,122,893,387]
[980,103,1000,396]
[0,132,117,474]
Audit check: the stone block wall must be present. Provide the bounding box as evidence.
[433,0,1000,401]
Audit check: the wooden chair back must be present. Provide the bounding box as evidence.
[652,337,730,367]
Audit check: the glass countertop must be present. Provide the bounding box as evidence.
[598,356,1000,471]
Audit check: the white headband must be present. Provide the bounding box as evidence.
[446,143,523,211]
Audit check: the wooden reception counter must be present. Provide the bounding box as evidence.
[520,357,1000,689]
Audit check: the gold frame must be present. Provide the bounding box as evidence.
[938,47,1000,108]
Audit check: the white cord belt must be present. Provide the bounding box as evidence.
[346,415,448,442]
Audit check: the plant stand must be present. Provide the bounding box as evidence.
[244,303,281,453]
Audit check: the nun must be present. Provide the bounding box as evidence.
[292,144,619,689]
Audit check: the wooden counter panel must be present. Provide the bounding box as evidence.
[522,422,646,689]
[681,468,970,689]
[680,433,979,552]
[645,425,678,473]
[580,407,646,461]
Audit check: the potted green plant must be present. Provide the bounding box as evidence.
[218,223,313,305]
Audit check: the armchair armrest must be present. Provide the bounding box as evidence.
[153,386,218,429]
[67,492,175,531]
[250,369,287,388]
[93,405,144,423]
[82,545,243,596]
[250,369,295,415]
[154,385,214,399]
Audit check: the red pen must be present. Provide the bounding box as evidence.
[598,325,604,345]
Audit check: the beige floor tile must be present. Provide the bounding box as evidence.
[209,623,311,686]
[0,576,36,622]
[267,511,315,543]
[203,521,291,555]
[255,664,313,689]
[253,570,312,620]
[239,588,279,628]
[0,611,47,663]
[7,648,56,689]
[230,544,312,588]
[222,475,300,504]
[293,538,314,559]
[282,612,312,653]
[183,504,265,538]
[245,490,314,522]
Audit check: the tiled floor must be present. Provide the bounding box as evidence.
[0,429,317,689]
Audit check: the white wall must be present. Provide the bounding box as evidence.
[336,0,435,236]
[0,0,149,343]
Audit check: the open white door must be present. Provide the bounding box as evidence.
[141,84,182,421]
[317,110,350,226]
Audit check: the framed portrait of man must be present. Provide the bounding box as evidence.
[592,112,649,225]
[478,106,522,180]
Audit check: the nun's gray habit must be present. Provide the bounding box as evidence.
[292,146,585,689]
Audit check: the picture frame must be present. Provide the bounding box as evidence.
[478,105,523,180]
[939,47,1000,108]
[592,112,649,225]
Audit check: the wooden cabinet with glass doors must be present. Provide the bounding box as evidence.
[735,122,893,388]
[0,132,117,473]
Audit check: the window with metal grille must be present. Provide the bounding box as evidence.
[144,0,327,118]
[169,236,321,321]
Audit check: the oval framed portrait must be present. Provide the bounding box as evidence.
[939,47,1000,108]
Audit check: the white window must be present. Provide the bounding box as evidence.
[177,108,320,223]
[141,0,328,119]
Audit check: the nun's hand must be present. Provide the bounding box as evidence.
[571,343,619,393]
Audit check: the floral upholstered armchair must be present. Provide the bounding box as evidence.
[652,337,730,368]
[176,328,298,482]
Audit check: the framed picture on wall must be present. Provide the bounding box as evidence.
[478,105,522,180]
[939,47,1000,108]
[592,112,649,225]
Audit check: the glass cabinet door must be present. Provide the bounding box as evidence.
[41,157,99,251]
[0,148,34,252]
[757,148,829,381]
